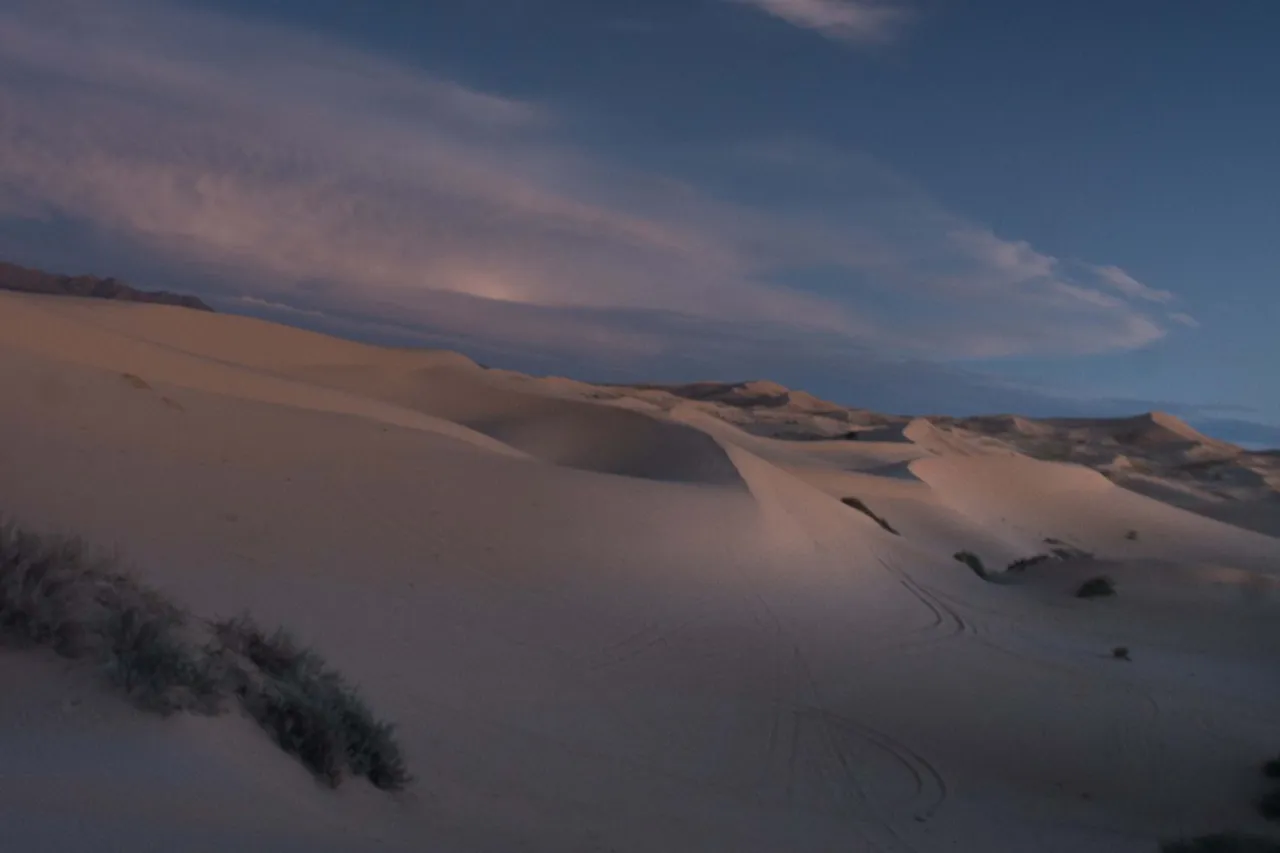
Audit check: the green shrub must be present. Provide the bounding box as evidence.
[1076,576,1116,599]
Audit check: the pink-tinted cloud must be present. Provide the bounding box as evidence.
[730,0,914,44]
[0,0,1189,363]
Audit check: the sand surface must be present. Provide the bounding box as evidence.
[2,291,1278,852]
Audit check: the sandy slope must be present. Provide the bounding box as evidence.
[621,379,1280,538]
[2,291,1279,852]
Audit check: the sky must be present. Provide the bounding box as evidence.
[1,0,1277,443]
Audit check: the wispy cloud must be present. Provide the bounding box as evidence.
[0,0,1190,371]
[1092,264,1174,304]
[729,0,914,44]
[0,0,832,330]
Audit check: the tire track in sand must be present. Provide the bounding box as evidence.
[753,593,949,852]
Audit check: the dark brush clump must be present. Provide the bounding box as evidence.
[1006,554,1052,573]
[840,497,899,535]
[0,517,408,790]
[1051,546,1095,561]
[953,551,987,579]
[1076,576,1116,599]
[213,616,411,791]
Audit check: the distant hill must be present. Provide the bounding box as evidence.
[0,261,213,312]
[610,378,1279,535]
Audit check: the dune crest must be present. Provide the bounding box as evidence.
[4,290,1280,852]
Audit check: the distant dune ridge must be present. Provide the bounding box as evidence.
[611,382,1279,536]
[0,260,214,312]
[2,278,1279,851]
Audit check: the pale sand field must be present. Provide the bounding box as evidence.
[2,291,1278,852]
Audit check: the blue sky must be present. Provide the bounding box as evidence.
[1,0,1276,441]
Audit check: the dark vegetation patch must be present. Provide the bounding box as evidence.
[1158,754,1280,846]
[213,616,410,790]
[840,497,899,535]
[953,551,987,579]
[1254,756,1280,823]
[1006,554,1052,573]
[1076,576,1116,599]
[0,518,408,790]
[1041,538,1096,560]
[1111,646,1130,661]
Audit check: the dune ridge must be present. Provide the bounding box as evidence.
[3,289,1279,852]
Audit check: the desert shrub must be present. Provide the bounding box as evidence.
[1,516,408,790]
[0,523,98,656]
[953,551,987,579]
[1264,757,1280,779]
[1052,545,1095,561]
[1006,554,1052,573]
[1161,834,1280,853]
[1111,646,1131,661]
[214,616,411,791]
[1125,529,1139,541]
[1076,576,1116,599]
[1,521,223,715]
[840,497,899,535]
[101,602,223,715]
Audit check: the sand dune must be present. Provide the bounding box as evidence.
[911,454,1280,573]
[287,364,744,484]
[3,291,1279,852]
[624,377,1280,538]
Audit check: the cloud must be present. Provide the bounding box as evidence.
[1092,264,1174,304]
[730,0,914,44]
[1168,312,1200,328]
[0,0,1190,373]
[0,0,830,330]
